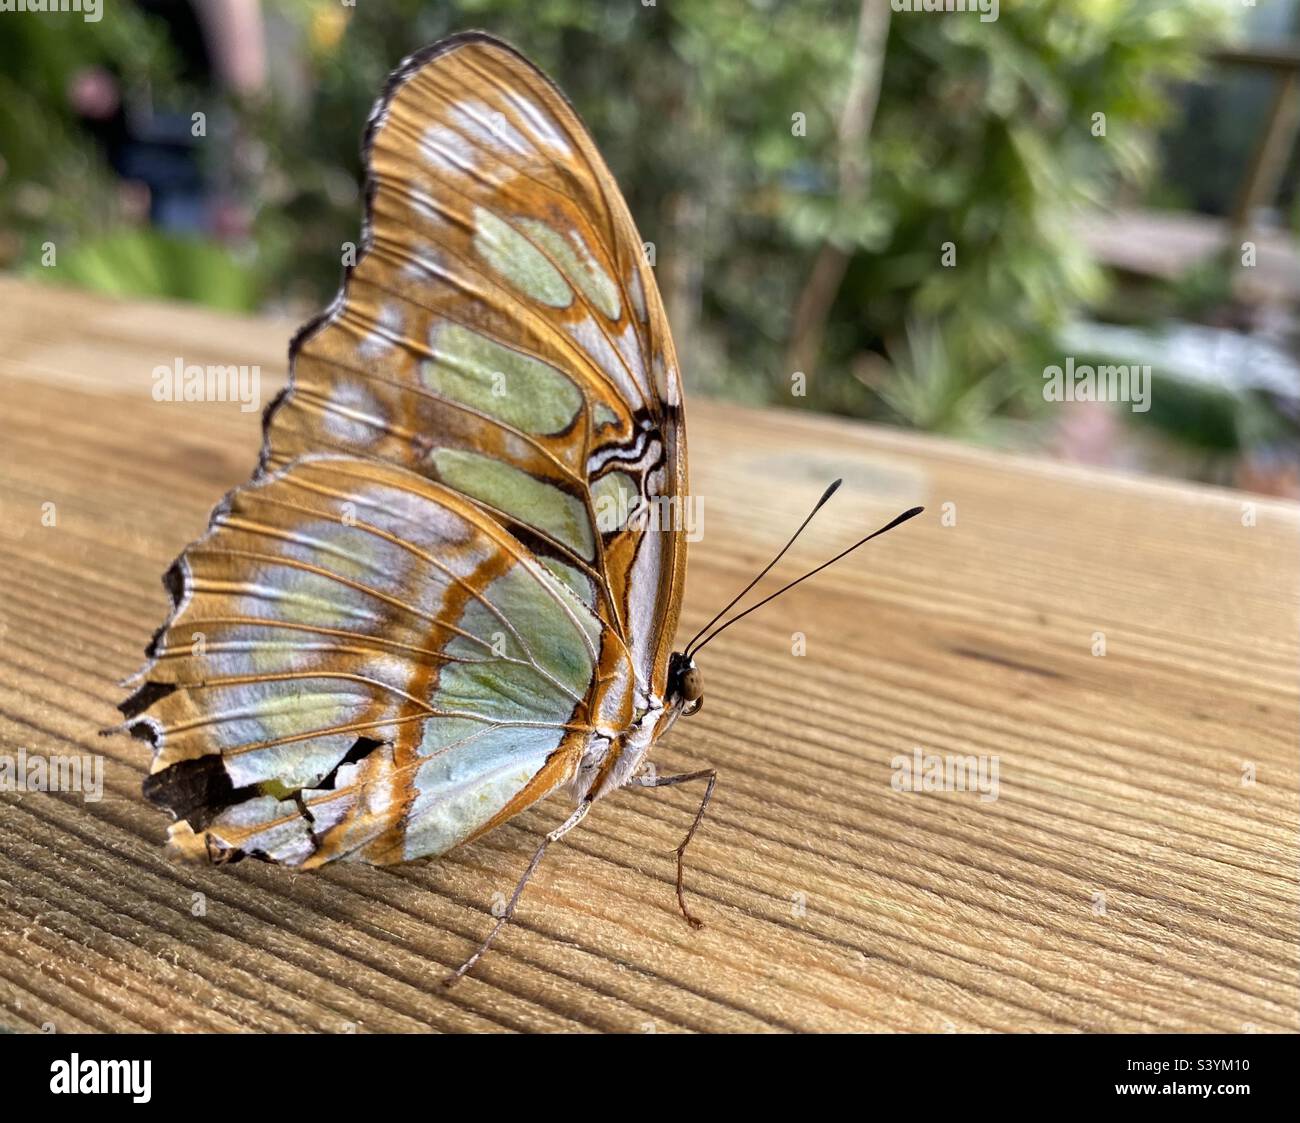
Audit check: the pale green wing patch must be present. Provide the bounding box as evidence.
[472,205,573,308]
[542,557,597,608]
[402,542,605,859]
[421,321,583,435]
[516,217,621,321]
[591,470,639,535]
[430,447,595,560]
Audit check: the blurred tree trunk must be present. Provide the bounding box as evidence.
[785,0,891,381]
[664,190,706,372]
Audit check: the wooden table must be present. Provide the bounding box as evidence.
[1,277,1296,1033]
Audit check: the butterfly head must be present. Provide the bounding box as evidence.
[667,650,704,717]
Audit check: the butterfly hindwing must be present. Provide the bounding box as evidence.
[123,456,636,865]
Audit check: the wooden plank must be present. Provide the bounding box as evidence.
[1,277,1296,1033]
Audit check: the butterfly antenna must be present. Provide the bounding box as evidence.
[687,505,924,658]
[682,479,844,657]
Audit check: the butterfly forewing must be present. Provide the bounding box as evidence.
[268,34,686,697]
[121,34,688,866]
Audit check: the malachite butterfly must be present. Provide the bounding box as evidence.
[115,32,922,982]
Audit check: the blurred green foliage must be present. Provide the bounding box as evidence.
[54,228,262,310]
[0,0,1238,437]
[825,0,1232,430]
[0,9,164,255]
[0,7,261,307]
[248,0,1233,430]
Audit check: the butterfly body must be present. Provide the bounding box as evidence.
[120,34,696,874]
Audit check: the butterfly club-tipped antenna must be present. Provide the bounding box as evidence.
[682,490,924,665]
[681,478,842,658]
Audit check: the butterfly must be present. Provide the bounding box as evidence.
[115,32,922,983]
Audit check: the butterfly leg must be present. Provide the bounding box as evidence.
[442,799,592,987]
[629,768,717,930]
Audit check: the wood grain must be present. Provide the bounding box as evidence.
[1,277,1296,1033]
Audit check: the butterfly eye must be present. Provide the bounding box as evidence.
[681,666,704,704]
